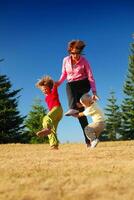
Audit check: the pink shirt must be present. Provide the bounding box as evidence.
[58,56,96,92]
[45,85,61,111]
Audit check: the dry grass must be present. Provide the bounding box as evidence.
[0,141,134,200]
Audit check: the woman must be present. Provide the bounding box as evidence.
[57,40,98,147]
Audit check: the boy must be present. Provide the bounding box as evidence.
[36,76,63,150]
[75,93,105,148]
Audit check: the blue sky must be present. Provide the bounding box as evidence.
[0,0,134,143]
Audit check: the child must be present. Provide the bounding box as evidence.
[35,75,63,150]
[75,93,105,148]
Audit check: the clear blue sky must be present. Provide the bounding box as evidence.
[0,0,134,143]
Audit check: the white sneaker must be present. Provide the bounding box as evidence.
[64,109,79,116]
[91,138,99,148]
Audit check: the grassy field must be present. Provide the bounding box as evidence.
[0,141,134,200]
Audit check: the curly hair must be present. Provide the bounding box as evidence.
[68,40,86,54]
[36,75,54,89]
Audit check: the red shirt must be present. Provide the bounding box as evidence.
[45,85,61,111]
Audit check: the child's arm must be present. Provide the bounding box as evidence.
[54,82,60,87]
[51,82,59,94]
[72,102,85,118]
[53,82,58,87]
[73,112,85,118]
[78,112,85,117]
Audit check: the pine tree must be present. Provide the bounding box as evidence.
[104,91,122,141]
[0,74,25,143]
[121,42,134,140]
[24,98,49,144]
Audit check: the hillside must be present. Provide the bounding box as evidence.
[0,141,134,200]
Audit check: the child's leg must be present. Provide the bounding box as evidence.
[84,125,96,142]
[85,122,105,141]
[84,124,99,148]
[42,115,53,129]
[47,106,63,147]
[91,122,105,138]
[36,115,53,137]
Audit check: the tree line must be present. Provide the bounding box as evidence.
[0,43,134,143]
[101,43,134,141]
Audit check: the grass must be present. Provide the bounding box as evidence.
[0,141,134,200]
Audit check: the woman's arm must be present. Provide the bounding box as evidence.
[56,58,67,86]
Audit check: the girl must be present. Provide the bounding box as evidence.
[36,76,63,150]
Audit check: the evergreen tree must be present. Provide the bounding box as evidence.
[24,98,49,144]
[103,91,122,141]
[121,42,134,140]
[0,74,25,143]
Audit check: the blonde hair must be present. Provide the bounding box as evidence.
[80,93,93,107]
[36,75,54,89]
[68,40,86,54]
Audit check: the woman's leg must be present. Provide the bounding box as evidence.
[75,79,91,145]
[66,79,91,145]
[66,82,77,109]
[77,106,90,144]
